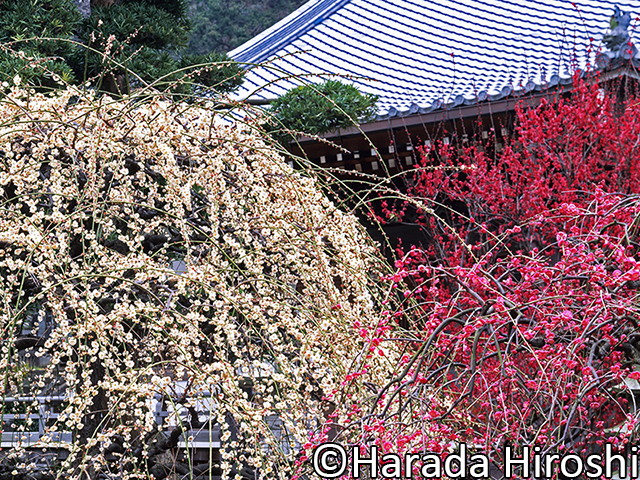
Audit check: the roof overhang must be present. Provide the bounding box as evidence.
[294,64,640,143]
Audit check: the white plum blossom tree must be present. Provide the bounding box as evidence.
[0,85,393,480]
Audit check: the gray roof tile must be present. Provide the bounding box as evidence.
[229,0,640,119]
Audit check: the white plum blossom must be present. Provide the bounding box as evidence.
[0,86,395,479]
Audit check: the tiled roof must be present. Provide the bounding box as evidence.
[228,0,640,120]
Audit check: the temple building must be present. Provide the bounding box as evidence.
[229,0,640,172]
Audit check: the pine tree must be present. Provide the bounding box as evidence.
[0,0,81,87]
[72,0,244,95]
[0,0,243,95]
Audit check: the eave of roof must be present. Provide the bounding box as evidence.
[293,64,640,141]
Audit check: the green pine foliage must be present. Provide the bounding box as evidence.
[0,0,244,96]
[73,0,243,95]
[84,1,191,51]
[268,80,379,141]
[0,0,81,87]
[177,52,245,94]
[186,0,307,55]
[73,0,190,93]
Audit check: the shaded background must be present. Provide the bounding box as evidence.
[186,0,307,55]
